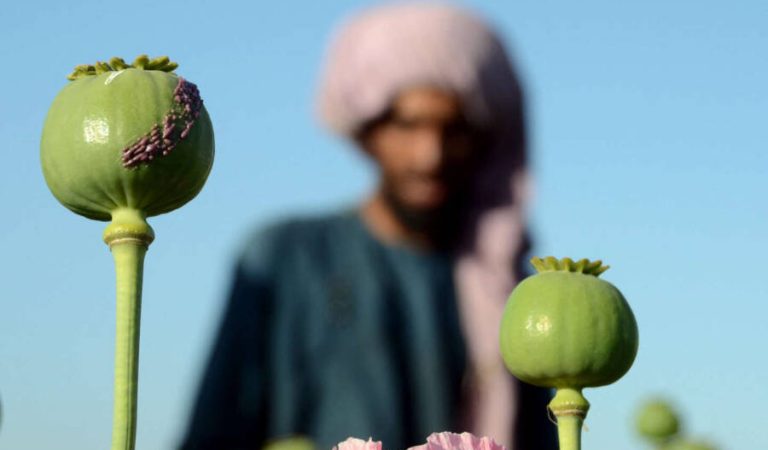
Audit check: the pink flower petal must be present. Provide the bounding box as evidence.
[408,432,506,450]
[334,437,383,450]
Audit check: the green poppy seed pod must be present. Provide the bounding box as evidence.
[40,56,214,450]
[41,57,214,221]
[635,398,681,443]
[499,256,639,389]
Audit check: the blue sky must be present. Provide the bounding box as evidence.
[1,0,766,449]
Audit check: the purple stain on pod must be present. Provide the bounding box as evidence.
[121,76,203,168]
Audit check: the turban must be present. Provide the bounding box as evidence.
[317,2,523,138]
[316,3,532,448]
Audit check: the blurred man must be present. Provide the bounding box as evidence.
[181,3,557,450]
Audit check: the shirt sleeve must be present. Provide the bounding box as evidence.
[179,233,278,450]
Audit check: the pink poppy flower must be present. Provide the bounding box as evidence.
[334,437,383,450]
[408,432,506,450]
[334,432,505,450]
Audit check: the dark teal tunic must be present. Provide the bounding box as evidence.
[181,210,556,450]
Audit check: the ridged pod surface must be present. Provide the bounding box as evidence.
[41,62,213,220]
[499,257,638,389]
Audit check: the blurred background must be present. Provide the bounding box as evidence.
[1,0,766,449]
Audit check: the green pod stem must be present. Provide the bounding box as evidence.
[550,388,590,450]
[556,416,582,450]
[103,209,155,450]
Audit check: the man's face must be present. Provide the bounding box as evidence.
[361,87,484,221]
